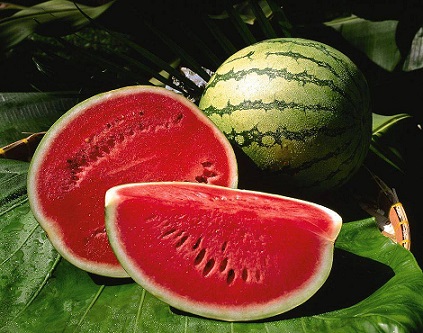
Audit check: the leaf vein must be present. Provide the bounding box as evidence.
[1,215,36,265]
[0,195,28,217]
[134,288,146,333]
[15,253,61,318]
[76,284,106,329]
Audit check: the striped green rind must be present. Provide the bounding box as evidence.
[199,38,372,192]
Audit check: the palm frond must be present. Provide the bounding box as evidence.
[249,0,278,39]
[265,0,294,37]
[225,2,257,46]
[0,0,115,51]
[202,13,238,57]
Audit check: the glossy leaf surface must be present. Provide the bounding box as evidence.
[1,159,422,333]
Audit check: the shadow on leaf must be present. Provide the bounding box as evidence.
[170,248,394,322]
[89,273,134,286]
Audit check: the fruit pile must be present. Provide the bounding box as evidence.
[27,38,371,321]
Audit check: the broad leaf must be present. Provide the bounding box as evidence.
[326,16,401,71]
[0,159,422,332]
[0,92,80,146]
[372,113,412,132]
[403,27,423,71]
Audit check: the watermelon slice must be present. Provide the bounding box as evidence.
[27,86,238,278]
[105,182,342,321]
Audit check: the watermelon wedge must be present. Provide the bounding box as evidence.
[27,86,238,278]
[105,182,342,321]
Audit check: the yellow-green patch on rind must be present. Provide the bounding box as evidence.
[200,38,371,192]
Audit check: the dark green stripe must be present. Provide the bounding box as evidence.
[264,39,368,105]
[224,50,255,65]
[205,66,359,111]
[226,123,359,147]
[261,137,363,188]
[299,146,364,190]
[203,99,337,114]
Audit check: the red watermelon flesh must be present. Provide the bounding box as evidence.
[27,86,238,278]
[105,182,342,321]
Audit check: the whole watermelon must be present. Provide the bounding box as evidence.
[199,38,372,193]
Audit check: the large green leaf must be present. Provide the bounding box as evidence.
[0,92,80,147]
[0,159,422,332]
[326,16,402,72]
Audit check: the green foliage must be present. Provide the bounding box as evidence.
[0,92,80,146]
[370,113,413,172]
[0,158,422,332]
[0,0,115,51]
[0,1,422,331]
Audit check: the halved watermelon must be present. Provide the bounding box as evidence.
[27,86,238,278]
[105,182,342,321]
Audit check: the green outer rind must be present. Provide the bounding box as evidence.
[104,181,342,322]
[26,85,238,278]
[199,37,372,192]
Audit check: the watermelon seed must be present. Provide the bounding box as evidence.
[219,257,228,272]
[255,270,261,282]
[161,228,177,238]
[194,248,206,265]
[175,113,184,122]
[195,176,208,183]
[80,157,89,166]
[192,237,202,250]
[67,158,79,168]
[195,161,218,183]
[226,269,235,285]
[126,128,135,136]
[201,161,212,167]
[107,138,115,148]
[100,146,110,154]
[203,170,217,178]
[89,149,101,161]
[242,268,248,281]
[175,235,189,248]
[221,241,228,252]
[202,258,215,276]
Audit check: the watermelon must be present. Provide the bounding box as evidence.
[199,38,372,193]
[27,86,238,278]
[105,182,342,321]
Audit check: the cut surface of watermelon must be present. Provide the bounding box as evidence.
[105,182,342,321]
[27,86,238,277]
